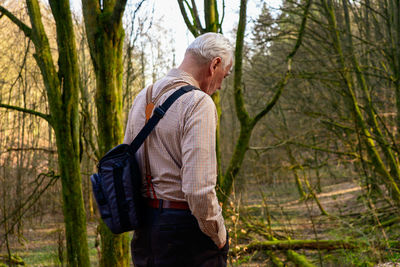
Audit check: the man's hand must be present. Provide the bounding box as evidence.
[218,240,227,250]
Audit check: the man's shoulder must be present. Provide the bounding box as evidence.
[180,87,214,108]
[136,86,148,99]
[177,88,217,122]
[130,86,148,108]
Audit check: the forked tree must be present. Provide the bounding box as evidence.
[177,0,312,206]
[0,1,90,265]
[81,0,141,266]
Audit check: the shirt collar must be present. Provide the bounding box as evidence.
[166,68,200,89]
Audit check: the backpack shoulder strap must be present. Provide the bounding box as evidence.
[143,81,191,199]
[145,82,188,121]
[129,85,196,152]
[145,84,154,121]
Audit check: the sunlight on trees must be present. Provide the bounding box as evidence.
[1,0,400,266]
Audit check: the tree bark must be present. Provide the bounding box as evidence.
[320,0,400,204]
[0,0,92,265]
[218,0,312,206]
[82,0,130,265]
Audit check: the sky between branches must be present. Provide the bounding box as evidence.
[70,0,282,65]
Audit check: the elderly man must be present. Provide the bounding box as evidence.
[123,32,233,267]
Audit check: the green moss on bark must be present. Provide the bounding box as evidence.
[82,1,130,265]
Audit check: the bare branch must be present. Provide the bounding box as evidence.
[232,240,360,254]
[252,72,289,125]
[219,0,225,33]
[4,147,56,154]
[249,140,289,152]
[190,0,203,33]
[288,141,360,159]
[0,103,51,125]
[252,0,312,125]
[6,40,31,100]
[177,0,199,37]
[0,171,58,247]
[0,5,32,38]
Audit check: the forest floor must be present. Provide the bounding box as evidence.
[227,180,400,266]
[1,180,399,266]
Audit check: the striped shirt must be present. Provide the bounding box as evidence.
[123,68,226,247]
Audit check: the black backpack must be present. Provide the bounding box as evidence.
[91,85,195,234]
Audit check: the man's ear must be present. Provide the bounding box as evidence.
[209,57,222,75]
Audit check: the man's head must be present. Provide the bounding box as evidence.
[178,33,233,95]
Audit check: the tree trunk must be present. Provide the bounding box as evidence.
[320,0,400,204]
[82,0,130,265]
[55,132,90,266]
[218,0,312,206]
[233,239,372,252]
[178,0,311,205]
[8,0,92,265]
[218,122,253,203]
[242,217,316,266]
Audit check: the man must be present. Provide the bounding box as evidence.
[123,32,233,267]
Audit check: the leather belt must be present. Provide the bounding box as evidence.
[147,199,190,210]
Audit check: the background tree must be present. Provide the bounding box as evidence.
[2,0,400,265]
[81,0,143,265]
[177,0,312,207]
[0,0,90,265]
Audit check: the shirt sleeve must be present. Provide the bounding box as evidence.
[123,105,135,144]
[181,94,226,247]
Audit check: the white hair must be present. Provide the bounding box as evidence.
[186,33,233,68]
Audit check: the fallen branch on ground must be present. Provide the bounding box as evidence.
[0,254,25,265]
[232,239,360,254]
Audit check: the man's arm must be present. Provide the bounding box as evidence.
[181,94,226,248]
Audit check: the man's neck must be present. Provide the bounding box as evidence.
[178,53,209,91]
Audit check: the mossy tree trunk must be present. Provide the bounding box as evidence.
[234,239,360,252]
[178,0,312,206]
[320,0,400,204]
[82,0,130,266]
[219,0,312,206]
[242,217,315,266]
[0,0,90,265]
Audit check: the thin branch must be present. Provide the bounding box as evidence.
[4,147,56,154]
[233,0,250,124]
[249,140,289,152]
[131,0,146,25]
[288,141,360,159]
[190,0,203,33]
[0,103,51,125]
[0,171,58,247]
[252,72,289,125]
[0,5,32,38]
[177,0,199,37]
[219,0,225,33]
[7,39,31,98]
[252,0,312,126]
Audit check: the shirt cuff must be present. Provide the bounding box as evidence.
[211,222,227,248]
[198,216,227,248]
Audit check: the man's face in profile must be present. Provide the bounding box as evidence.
[205,60,232,96]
